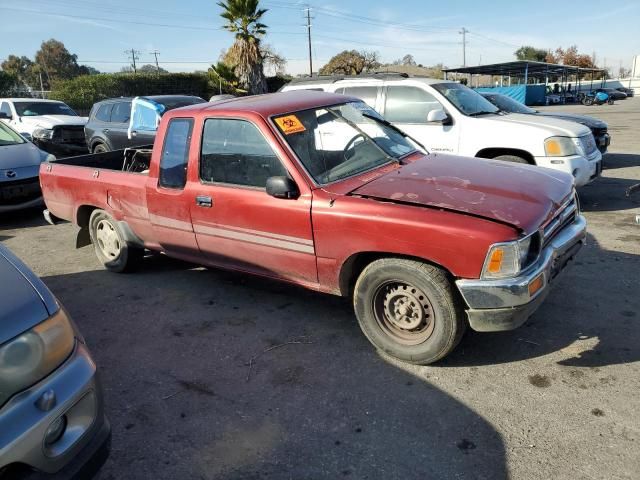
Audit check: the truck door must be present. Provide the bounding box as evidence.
[146,117,200,259]
[188,117,317,284]
[382,84,459,154]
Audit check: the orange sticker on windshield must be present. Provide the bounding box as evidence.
[275,115,306,134]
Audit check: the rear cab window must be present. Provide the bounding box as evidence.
[159,118,194,189]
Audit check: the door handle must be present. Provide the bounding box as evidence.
[131,130,138,137]
[103,129,110,133]
[195,195,213,207]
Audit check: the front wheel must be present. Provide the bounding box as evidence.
[353,258,466,365]
[89,209,143,272]
[607,98,614,105]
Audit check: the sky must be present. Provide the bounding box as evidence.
[0,0,638,76]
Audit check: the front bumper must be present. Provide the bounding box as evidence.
[535,151,602,187]
[595,133,610,153]
[0,342,110,478]
[456,214,587,332]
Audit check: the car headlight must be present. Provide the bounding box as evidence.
[481,233,541,279]
[32,128,54,140]
[544,136,577,157]
[0,308,75,407]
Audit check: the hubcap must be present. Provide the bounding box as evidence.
[373,282,435,345]
[95,220,121,259]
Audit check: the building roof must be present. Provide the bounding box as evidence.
[443,60,606,78]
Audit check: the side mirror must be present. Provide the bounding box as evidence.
[0,112,12,120]
[427,109,448,124]
[266,176,299,199]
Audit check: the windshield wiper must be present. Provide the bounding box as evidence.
[468,110,499,117]
[362,113,426,151]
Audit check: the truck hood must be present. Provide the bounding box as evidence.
[0,246,58,344]
[536,111,607,130]
[489,113,592,137]
[18,115,88,131]
[349,153,573,234]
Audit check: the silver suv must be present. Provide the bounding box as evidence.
[0,245,110,478]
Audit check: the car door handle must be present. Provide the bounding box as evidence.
[103,129,110,133]
[195,195,213,207]
[131,130,138,137]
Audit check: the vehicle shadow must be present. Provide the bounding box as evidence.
[578,175,640,213]
[602,152,640,171]
[442,232,640,368]
[0,207,48,231]
[43,260,509,480]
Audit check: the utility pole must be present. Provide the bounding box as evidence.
[459,27,468,67]
[150,50,161,74]
[125,49,140,74]
[304,7,313,76]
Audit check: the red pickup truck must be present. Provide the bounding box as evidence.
[40,91,586,364]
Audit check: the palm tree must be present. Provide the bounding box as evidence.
[218,0,268,94]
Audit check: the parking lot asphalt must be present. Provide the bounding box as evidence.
[2,97,639,480]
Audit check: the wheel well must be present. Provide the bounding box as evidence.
[90,139,106,152]
[475,148,535,164]
[338,252,452,297]
[76,205,99,228]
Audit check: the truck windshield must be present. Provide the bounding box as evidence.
[432,82,499,116]
[0,122,26,146]
[273,101,417,184]
[13,102,78,117]
[482,94,536,114]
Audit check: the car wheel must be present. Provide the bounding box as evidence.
[89,209,143,273]
[93,143,109,154]
[353,258,466,365]
[492,154,530,164]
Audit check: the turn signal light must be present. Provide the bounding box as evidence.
[487,248,504,274]
[528,274,544,297]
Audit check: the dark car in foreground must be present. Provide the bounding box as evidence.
[0,245,110,479]
[480,92,611,153]
[84,95,206,153]
[0,121,53,213]
[616,87,634,97]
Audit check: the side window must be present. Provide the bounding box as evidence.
[385,86,443,123]
[0,102,11,117]
[132,103,160,131]
[159,118,193,189]
[335,86,378,108]
[200,119,287,188]
[111,102,132,123]
[94,104,113,122]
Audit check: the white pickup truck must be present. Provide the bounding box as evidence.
[281,75,602,187]
[0,98,88,157]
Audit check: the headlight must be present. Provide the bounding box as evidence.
[0,308,75,407]
[544,136,577,157]
[481,233,541,279]
[32,128,54,140]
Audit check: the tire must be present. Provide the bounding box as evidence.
[88,209,143,273]
[93,142,109,154]
[353,258,466,365]
[607,98,614,105]
[492,154,530,164]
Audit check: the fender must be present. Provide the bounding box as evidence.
[76,219,145,249]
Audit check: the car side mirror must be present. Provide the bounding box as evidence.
[0,112,11,120]
[266,176,299,199]
[427,109,449,124]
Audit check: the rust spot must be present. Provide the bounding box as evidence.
[390,192,404,200]
[406,193,419,200]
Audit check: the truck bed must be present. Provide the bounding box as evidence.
[40,146,154,228]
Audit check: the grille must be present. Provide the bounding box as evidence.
[542,195,578,247]
[53,126,85,144]
[0,178,41,205]
[591,127,607,138]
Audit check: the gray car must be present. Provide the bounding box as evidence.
[0,244,110,478]
[0,122,52,213]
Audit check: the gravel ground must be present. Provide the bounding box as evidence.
[1,97,639,480]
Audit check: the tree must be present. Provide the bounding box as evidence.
[393,54,417,66]
[261,44,286,75]
[208,61,244,94]
[548,45,596,68]
[514,46,548,62]
[138,64,168,74]
[319,50,380,75]
[218,0,268,94]
[34,39,84,87]
[1,55,38,88]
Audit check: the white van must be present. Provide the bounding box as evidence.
[281,74,602,187]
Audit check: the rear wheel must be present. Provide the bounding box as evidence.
[92,143,109,154]
[353,258,466,365]
[492,154,530,164]
[89,209,143,273]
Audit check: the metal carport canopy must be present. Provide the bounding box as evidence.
[442,60,604,79]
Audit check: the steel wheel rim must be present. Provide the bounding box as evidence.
[373,281,435,345]
[95,219,121,259]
